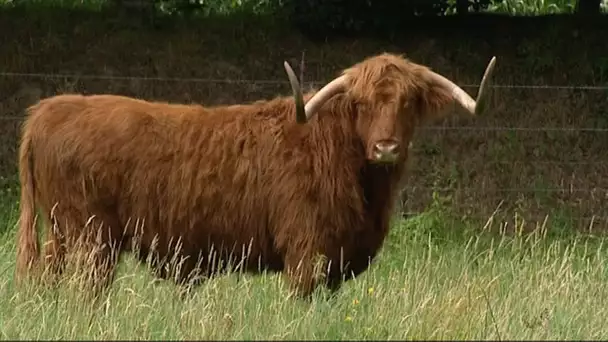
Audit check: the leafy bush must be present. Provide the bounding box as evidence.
[153,0,283,16]
[484,0,576,14]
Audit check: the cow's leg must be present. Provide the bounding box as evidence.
[41,211,66,285]
[174,255,209,300]
[317,246,367,295]
[137,236,209,291]
[323,252,375,296]
[283,245,331,299]
[31,201,78,287]
[276,196,364,299]
[79,212,125,296]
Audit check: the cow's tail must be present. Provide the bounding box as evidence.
[15,113,40,282]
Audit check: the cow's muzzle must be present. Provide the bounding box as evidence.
[371,141,400,163]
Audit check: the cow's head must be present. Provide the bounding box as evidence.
[284,53,496,164]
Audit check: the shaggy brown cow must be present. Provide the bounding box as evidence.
[15,52,496,297]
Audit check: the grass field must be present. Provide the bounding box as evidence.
[0,193,607,340]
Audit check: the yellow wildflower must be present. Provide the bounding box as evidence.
[368,287,374,295]
[345,315,353,322]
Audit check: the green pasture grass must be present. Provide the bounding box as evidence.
[0,192,607,340]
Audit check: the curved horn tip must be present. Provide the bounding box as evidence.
[485,56,497,79]
[283,61,292,71]
[283,61,297,79]
[473,56,498,115]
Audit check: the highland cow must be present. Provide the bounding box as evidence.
[15,53,496,297]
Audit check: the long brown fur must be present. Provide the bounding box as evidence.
[15,53,457,297]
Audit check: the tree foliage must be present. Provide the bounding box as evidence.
[3,0,602,22]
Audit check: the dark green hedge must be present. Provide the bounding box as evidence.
[286,0,494,35]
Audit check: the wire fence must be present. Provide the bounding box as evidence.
[1,71,608,131]
[1,71,607,227]
[2,70,608,90]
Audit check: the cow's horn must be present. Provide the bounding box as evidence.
[284,61,348,124]
[284,61,307,124]
[428,56,497,115]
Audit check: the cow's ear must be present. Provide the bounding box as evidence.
[417,83,456,124]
